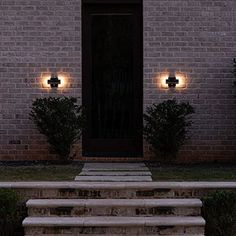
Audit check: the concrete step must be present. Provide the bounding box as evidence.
[1,181,236,200]
[25,234,204,236]
[84,163,147,168]
[23,216,205,235]
[74,175,153,182]
[79,171,152,176]
[83,167,150,171]
[25,235,204,236]
[27,199,202,217]
[82,162,149,172]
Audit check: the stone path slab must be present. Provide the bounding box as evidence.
[84,163,146,168]
[75,162,152,182]
[84,168,149,172]
[83,163,149,171]
[83,167,149,171]
[75,175,152,182]
[79,171,151,176]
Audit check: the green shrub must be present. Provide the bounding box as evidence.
[30,97,84,161]
[143,99,194,160]
[0,189,25,236]
[233,58,236,78]
[233,58,236,86]
[202,191,236,236]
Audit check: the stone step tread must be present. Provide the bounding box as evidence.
[84,163,146,167]
[74,176,152,182]
[26,198,202,208]
[31,235,204,236]
[25,235,204,236]
[23,216,205,227]
[1,181,235,189]
[83,164,149,171]
[79,171,152,176]
[83,168,150,171]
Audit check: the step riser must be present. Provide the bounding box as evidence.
[24,226,205,235]
[28,206,201,217]
[20,188,215,199]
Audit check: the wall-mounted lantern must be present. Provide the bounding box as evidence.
[47,75,61,88]
[41,72,69,89]
[166,75,179,88]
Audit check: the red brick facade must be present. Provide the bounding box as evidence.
[0,0,236,162]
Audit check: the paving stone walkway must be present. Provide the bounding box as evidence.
[75,162,153,182]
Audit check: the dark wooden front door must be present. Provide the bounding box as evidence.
[82,0,143,157]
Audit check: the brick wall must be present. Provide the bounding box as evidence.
[0,0,236,162]
[143,0,236,162]
[0,0,82,161]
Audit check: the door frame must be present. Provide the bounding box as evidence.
[82,0,143,157]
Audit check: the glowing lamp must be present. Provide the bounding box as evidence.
[166,76,179,88]
[47,75,61,88]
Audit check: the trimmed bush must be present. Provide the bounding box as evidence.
[143,99,194,160]
[202,191,236,236]
[30,97,84,161]
[0,189,25,236]
[233,58,236,78]
[233,58,236,86]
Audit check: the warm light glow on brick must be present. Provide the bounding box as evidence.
[41,73,51,88]
[160,72,169,89]
[160,72,187,89]
[58,74,67,88]
[175,72,187,89]
[41,72,69,89]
